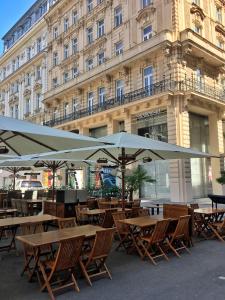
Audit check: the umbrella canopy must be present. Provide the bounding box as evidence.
[27,132,214,209]
[0,115,105,156]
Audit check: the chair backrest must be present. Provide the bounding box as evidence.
[58,217,77,229]
[171,215,191,242]
[55,236,85,271]
[112,211,127,233]
[87,199,97,210]
[102,209,117,228]
[151,219,171,244]
[11,198,17,209]
[75,204,88,221]
[21,200,29,215]
[190,203,199,210]
[132,199,141,208]
[24,190,33,200]
[163,204,189,219]
[15,199,22,213]
[87,229,114,263]
[138,208,150,217]
[20,222,44,235]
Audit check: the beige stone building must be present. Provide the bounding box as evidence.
[1,0,225,201]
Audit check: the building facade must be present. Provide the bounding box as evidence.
[0,0,225,201]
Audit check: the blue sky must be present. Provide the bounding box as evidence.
[0,0,35,53]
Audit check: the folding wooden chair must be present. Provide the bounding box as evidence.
[112,212,132,252]
[39,236,85,300]
[190,203,199,210]
[75,204,88,225]
[140,219,171,265]
[58,218,77,229]
[20,222,52,279]
[79,229,114,286]
[208,218,225,242]
[166,215,191,257]
[138,208,150,217]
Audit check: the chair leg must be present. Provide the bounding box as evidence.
[158,244,169,261]
[139,241,157,265]
[104,263,112,280]
[79,259,92,287]
[71,273,80,293]
[39,263,55,300]
[166,240,181,258]
[208,225,225,242]
[181,241,191,254]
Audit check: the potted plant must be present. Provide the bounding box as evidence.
[125,166,155,201]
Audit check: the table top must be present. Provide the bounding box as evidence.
[80,209,105,216]
[16,225,105,247]
[0,214,58,228]
[194,208,225,215]
[119,216,164,228]
[26,199,43,204]
[100,201,120,206]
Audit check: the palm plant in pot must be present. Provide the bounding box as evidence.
[216,171,225,185]
[125,166,155,202]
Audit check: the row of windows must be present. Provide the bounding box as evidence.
[193,0,223,23]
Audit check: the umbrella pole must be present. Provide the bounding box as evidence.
[52,164,56,201]
[121,148,126,211]
[13,168,16,190]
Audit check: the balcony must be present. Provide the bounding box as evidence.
[43,76,225,127]
[180,29,225,67]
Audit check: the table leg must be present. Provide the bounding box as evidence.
[0,226,17,252]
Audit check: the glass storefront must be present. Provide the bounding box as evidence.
[136,110,170,200]
[189,113,212,198]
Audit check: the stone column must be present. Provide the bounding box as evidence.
[124,110,136,134]
[107,118,118,135]
[208,112,224,195]
[167,96,192,203]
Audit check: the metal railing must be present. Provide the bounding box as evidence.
[43,76,225,127]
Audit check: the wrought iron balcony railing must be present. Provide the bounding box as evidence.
[43,76,225,127]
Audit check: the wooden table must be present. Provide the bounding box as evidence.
[194,208,225,238]
[0,208,17,217]
[0,214,58,252]
[100,201,120,207]
[119,216,164,258]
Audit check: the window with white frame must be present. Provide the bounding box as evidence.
[15,81,19,93]
[116,80,124,100]
[64,102,69,116]
[25,73,31,86]
[142,0,152,8]
[98,19,104,37]
[72,37,78,54]
[193,22,202,35]
[98,87,105,106]
[114,6,122,27]
[10,106,14,117]
[53,52,58,66]
[87,27,93,44]
[16,56,20,68]
[15,105,18,119]
[53,26,58,39]
[143,66,153,94]
[72,10,78,24]
[52,77,58,89]
[143,25,152,41]
[216,6,222,23]
[87,91,94,112]
[64,44,69,59]
[36,38,42,53]
[115,41,123,56]
[36,66,41,80]
[72,67,79,78]
[98,51,105,65]
[64,18,69,32]
[86,58,94,70]
[27,47,31,60]
[36,93,41,109]
[25,98,30,114]
[72,97,78,112]
[87,0,93,13]
[63,72,69,83]
[12,60,16,72]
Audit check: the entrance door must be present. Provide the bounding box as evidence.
[143,66,153,95]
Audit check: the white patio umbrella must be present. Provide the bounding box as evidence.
[0,115,106,156]
[26,132,215,209]
[0,157,93,200]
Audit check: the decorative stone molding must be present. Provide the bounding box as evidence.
[23,88,31,97]
[34,82,42,91]
[215,24,225,38]
[136,6,156,22]
[190,3,206,21]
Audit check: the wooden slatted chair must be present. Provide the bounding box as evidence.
[132,199,141,208]
[101,209,117,228]
[79,229,114,286]
[190,204,205,237]
[58,218,77,229]
[138,208,150,217]
[166,215,191,257]
[190,203,199,209]
[112,211,132,252]
[140,219,171,265]
[39,236,85,300]
[208,218,225,242]
[75,204,88,225]
[20,222,52,278]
